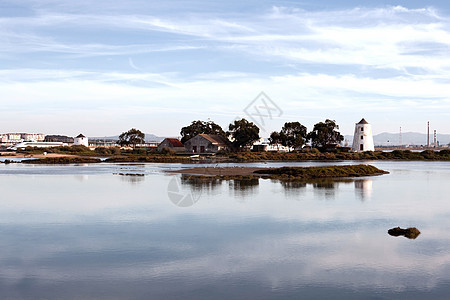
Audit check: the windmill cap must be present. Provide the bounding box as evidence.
[357,118,369,124]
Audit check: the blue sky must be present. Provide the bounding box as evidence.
[1,0,450,137]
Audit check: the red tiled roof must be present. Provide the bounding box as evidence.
[165,138,184,147]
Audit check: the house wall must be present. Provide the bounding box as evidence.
[185,136,218,153]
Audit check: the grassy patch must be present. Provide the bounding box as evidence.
[229,150,450,161]
[253,164,388,179]
[104,155,193,163]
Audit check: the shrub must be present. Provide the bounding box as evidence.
[94,147,121,155]
[160,147,176,156]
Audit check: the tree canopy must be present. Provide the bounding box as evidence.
[269,131,282,151]
[180,120,225,143]
[307,119,344,148]
[118,128,145,147]
[280,122,307,150]
[227,118,260,150]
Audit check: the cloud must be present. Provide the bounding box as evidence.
[1,4,450,134]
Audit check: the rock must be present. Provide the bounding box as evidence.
[388,227,421,239]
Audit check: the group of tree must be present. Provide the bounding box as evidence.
[269,122,307,151]
[180,118,260,150]
[180,120,225,143]
[117,118,343,152]
[270,119,343,151]
[118,118,261,151]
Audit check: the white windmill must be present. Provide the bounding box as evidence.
[352,118,374,152]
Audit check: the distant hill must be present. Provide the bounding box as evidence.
[90,133,166,142]
[344,132,450,146]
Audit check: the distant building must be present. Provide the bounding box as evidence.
[74,134,89,147]
[7,141,67,151]
[0,134,7,144]
[157,138,185,152]
[184,134,230,153]
[0,133,45,146]
[23,133,45,142]
[352,118,375,152]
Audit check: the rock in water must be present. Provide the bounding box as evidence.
[388,227,421,239]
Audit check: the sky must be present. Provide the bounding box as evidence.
[1,0,450,137]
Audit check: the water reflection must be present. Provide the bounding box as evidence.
[179,176,375,202]
[118,174,145,184]
[179,175,260,199]
[227,178,259,197]
[180,174,222,193]
[74,175,89,182]
[3,162,450,299]
[355,179,373,201]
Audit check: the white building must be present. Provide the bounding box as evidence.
[352,118,375,152]
[0,133,45,145]
[23,133,45,142]
[74,134,89,147]
[0,134,7,143]
[8,134,22,144]
[8,141,67,151]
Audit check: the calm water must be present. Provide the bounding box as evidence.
[1,161,450,299]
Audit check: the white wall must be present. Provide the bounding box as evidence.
[352,123,375,152]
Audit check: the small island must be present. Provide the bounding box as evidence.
[169,164,388,180]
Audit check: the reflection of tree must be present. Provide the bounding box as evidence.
[312,180,336,189]
[118,174,145,184]
[278,180,307,199]
[180,175,222,193]
[280,181,307,189]
[228,178,260,198]
[228,178,259,190]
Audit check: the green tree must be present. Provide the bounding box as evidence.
[180,120,225,143]
[269,131,282,151]
[280,122,307,151]
[227,118,260,150]
[307,119,344,148]
[118,128,145,147]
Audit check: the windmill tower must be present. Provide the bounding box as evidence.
[74,134,89,147]
[352,118,375,152]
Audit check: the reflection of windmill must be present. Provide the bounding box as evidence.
[355,179,373,201]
